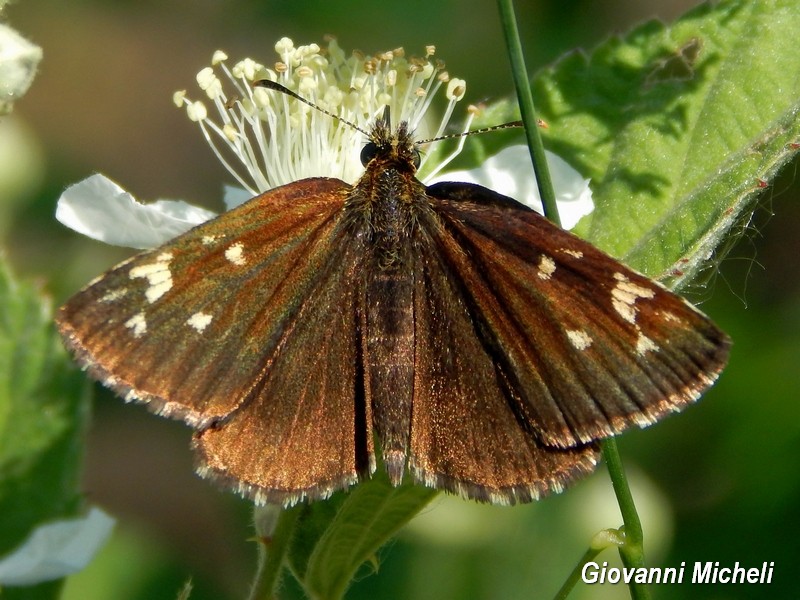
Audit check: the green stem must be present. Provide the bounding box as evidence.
[496,4,650,599]
[602,437,651,600]
[247,505,302,600]
[496,0,561,227]
[552,546,604,600]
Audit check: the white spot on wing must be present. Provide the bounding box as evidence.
[612,298,636,324]
[99,288,128,303]
[537,255,556,280]
[559,248,584,259]
[611,272,656,324]
[187,311,213,332]
[145,281,171,303]
[225,242,246,266]
[124,312,147,337]
[566,329,593,350]
[129,252,174,303]
[636,333,659,355]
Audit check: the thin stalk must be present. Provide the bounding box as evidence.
[496,3,651,599]
[552,546,604,600]
[602,437,651,600]
[496,0,561,227]
[247,505,302,600]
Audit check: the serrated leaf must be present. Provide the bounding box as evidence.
[0,256,91,597]
[287,472,436,600]
[466,0,800,286]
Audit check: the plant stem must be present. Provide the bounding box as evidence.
[497,3,651,599]
[552,546,604,600]
[247,505,302,600]
[602,437,651,600]
[496,0,561,227]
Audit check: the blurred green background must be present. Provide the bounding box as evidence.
[3,0,799,598]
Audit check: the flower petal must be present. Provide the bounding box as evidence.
[0,23,42,112]
[223,185,253,211]
[0,507,115,586]
[56,174,217,249]
[430,145,593,230]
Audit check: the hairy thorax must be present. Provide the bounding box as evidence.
[349,156,429,271]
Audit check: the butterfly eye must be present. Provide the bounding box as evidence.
[360,142,380,166]
[412,148,421,169]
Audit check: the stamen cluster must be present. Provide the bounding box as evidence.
[173,38,467,194]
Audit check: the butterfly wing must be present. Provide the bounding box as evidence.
[408,220,599,503]
[57,178,353,430]
[425,182,730,450]
[193,236,372,506]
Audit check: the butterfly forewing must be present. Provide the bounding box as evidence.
[57,177,350,428]
[408,220,600,504]
[427,184,730,449]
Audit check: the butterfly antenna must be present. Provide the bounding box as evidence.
[253,79,372,137]
[417,118,543,180]
[417,120,537,145]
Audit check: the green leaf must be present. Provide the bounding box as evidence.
[0,256,91,598]
[469,0,800,285]
[287,472,437,600]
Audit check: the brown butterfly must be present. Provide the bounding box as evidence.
[57,99,730,506]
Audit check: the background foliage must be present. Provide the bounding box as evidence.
[1,1,798,599]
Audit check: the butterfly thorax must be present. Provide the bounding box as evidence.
[348,120,428,271]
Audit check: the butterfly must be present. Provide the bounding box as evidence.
[57,101,730,507]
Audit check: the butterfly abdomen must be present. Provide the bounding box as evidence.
[356,162,429,486]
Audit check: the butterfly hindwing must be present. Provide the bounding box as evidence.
[426,182,730,449]
[57,177,351,428]
[193,238,373,505]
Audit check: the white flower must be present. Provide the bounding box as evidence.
[57,38,593,248]
[172,40,466,195]
[0,507,115,586]
[0,23,42,113]
[429,145,593,230]
[57,174,216,249]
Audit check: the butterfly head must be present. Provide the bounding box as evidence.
[360,107,421,174]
